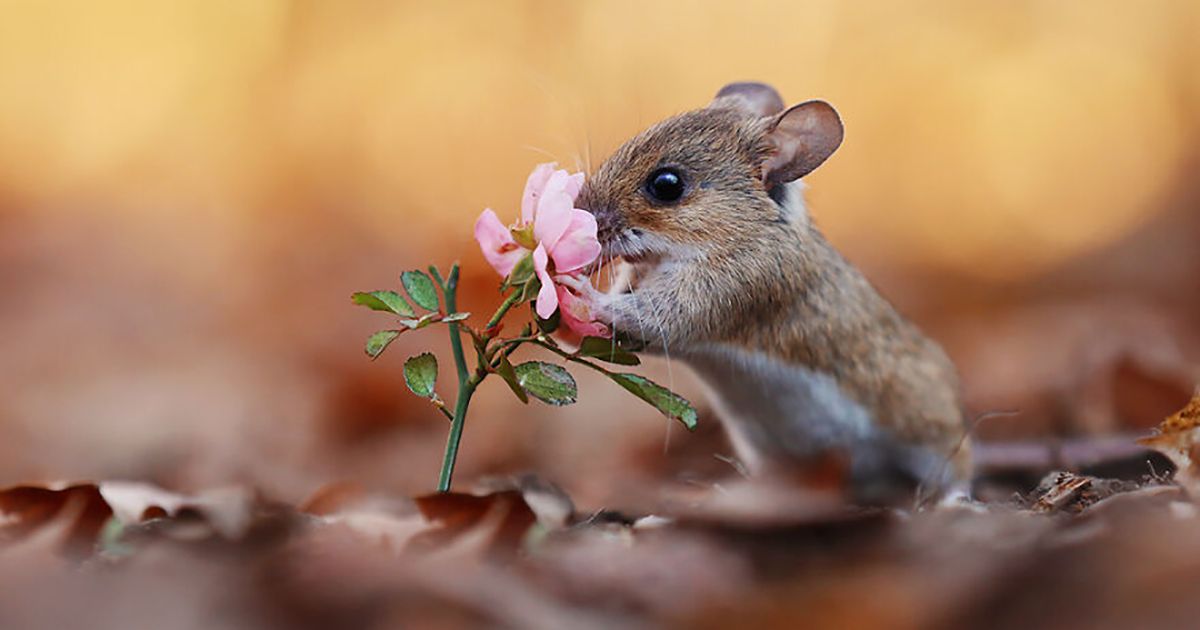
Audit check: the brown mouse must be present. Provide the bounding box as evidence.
[570,82,971,499]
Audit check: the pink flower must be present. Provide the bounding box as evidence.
[475,163,603,325]
[556,284,609,338]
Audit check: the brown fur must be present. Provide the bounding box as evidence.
[578,85,971,481]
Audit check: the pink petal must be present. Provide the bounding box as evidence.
[474,208,527,278]
[532,171,575,252]
[557,284,610,338]
[521,163,557,224]
[548,209,601,274]
[532,245,558,319]
[564,172,585,201]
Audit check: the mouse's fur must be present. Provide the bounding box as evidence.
[576,83,971,495]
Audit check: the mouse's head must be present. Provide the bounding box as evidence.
[577,82,843,264]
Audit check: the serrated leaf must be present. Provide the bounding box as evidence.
[404,353,438,398]
[365,330,402,359]
[442,312,471,323]
[351,291,415,317]
[495,355,528,404]
[401,270,440,311]
[514,361,577,405]
[398,313,439,329]
[577,336,640,366]
[608,373,697,429]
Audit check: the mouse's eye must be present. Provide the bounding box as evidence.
[645,168,685,204]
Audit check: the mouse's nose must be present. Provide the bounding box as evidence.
[575,189,620,245]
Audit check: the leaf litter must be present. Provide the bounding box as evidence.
[0,398,1198,629]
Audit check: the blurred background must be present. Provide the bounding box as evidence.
[1,0,1197,506]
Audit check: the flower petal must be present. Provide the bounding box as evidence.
[521,163,557,224]
[557,284,610,338]
[564,172,585,201]
[548,209,601,274]
[532,245,558,319]
[532,171,575,252]
[474,208,527,278]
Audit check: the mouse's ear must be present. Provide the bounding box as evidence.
[712,82,785,118]
[761,100,843,187]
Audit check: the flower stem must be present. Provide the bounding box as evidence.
[438,371,481,491]
[433,262,476,492]
[486,289,524,331]
[439,264,470,385]
[431,268,527,492]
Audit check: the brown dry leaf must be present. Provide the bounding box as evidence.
[1136,391,1200,494]
[299,480,369,516]
[664,476,852,530]
[474,474,576,530]
[0,482,112,559]
[317,510,429,554]
[299,483,429,552]
[98,481,256,539]
[408,490,537,558]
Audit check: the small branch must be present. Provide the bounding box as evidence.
[430,394,454,421]
[441,263,470,385]
[530,338,613,377]
[486,335,541,366]
[485,289,524,332]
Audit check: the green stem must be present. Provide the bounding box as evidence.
[441,264,469,385]
[431,267,529,492]
[438,372,481,491]
[486,335,540,366]
[532,338,614,376]
[485,289,524,331]
[432,262,474,492]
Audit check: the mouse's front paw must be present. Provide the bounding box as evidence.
[553,274,615,337]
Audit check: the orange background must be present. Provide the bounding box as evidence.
[1,1,1197,504]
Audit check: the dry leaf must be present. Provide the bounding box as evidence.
[1136,390,1200,494]
[99,481,256,539]
[0,482,112,559]
[299,480,369,516]
[408,490,537,558]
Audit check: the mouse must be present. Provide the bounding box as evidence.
[568,82,971,500]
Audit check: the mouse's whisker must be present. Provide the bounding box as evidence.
[521,145,560,163]
[644,297,676,454]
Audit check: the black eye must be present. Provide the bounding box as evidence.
[645,168,685,203]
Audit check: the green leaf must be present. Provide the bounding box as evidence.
[352,291,415,317]
[577,336,640,366]
[365,330,402,359]
[442,312,471,323]
[504,253,537,288]
[404,352,438,398]
[495,355,528,404]
[519,276,542,304]
[608,373,697,430]
[514,361,577,405]
[401,270,440,311]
